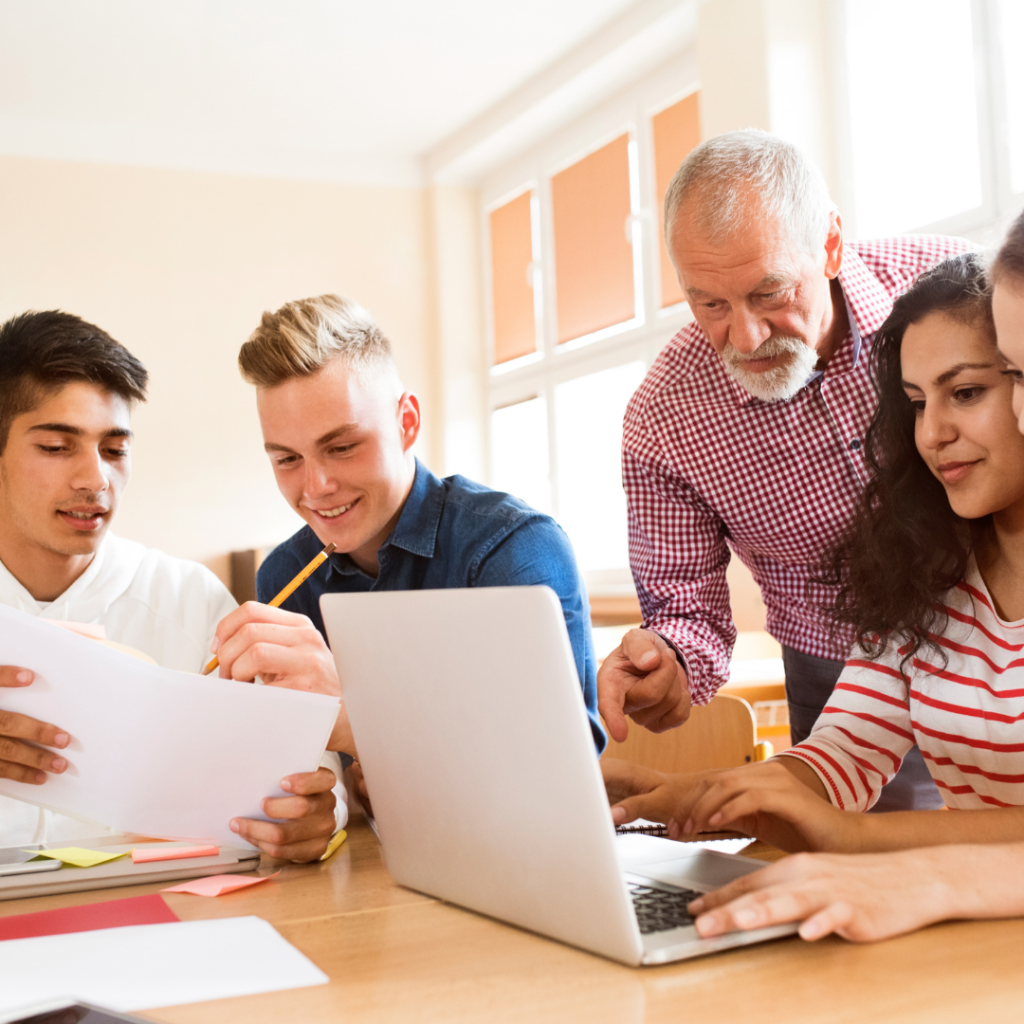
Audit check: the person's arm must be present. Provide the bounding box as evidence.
[0,666,70,784]
[689,843,1024,943]
[598,442,737,743]
[473,517,604,749]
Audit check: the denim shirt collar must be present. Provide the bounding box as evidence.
[327,459,442,579]
[384,458,444,558]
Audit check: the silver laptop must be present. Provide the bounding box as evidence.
[321,586,797,966]
[0,835,259,901]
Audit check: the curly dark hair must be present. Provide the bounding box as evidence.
[821,253,995,669]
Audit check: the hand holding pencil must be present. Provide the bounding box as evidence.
[206,540,352,751]
[203,542,337,676]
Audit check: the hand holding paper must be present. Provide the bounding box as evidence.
[231,766,338,862]
[0,664,70,785]
[0,606,340,846]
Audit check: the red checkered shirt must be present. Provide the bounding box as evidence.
[623,236,971,706]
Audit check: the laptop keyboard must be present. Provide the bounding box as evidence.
[629,882,701,935]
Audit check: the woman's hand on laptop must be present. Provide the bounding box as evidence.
[687,844,1006,943]
[230,766,338,862]
[0,666,71,784]
[605,757,859,853]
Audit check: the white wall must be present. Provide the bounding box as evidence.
[0,155,439,583]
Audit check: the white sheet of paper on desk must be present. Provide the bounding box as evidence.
[0,604,340,845]
[0,916,328,1013]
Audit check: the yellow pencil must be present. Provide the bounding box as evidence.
[319,828,348,862]
[202,542,337,676]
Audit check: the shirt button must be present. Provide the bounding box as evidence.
[850,438,862,451]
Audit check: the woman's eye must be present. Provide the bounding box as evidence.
[954,387,985,402]
[909,400,925,415]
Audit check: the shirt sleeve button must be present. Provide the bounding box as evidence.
[850,438,862,451]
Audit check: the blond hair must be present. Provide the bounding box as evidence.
[239,294,394,388]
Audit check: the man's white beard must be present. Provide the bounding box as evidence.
[721,335,819,402]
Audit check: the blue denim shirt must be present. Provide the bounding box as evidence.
[257,459,605,751]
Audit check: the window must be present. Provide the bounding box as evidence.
[551,134,638,345]
[844,0,1023,237]
[483,60,702,592]
[489,190,538,365]
[997,0,1024,194]
[651,92,701,309]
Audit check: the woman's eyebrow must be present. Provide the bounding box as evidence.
[933,361,996,385]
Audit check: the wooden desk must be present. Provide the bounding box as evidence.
[4,820,1023,1023]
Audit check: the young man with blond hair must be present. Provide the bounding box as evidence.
[212,295,602,761]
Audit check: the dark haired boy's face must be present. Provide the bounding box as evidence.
[0,382,132,564]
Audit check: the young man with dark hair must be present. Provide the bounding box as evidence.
[0,310,344,860]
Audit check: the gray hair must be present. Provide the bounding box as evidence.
[239,293,395,388]
[663,130,836,257]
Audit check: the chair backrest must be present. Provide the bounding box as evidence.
[601,693,770,774]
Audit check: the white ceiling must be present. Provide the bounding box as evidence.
[0,0,667,186]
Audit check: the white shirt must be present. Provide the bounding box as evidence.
[0,534,346,845]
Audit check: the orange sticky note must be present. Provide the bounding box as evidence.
[132,845,219,864]
[161,871,280,897]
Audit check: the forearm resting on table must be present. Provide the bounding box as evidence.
[847,805,1024,853]
[777,754,1024,852]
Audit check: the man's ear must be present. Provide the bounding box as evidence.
[824,210,844,280]
[397,392,421,453]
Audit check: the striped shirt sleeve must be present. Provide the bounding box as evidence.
[779,647,915,811]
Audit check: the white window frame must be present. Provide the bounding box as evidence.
[480,51,700,594]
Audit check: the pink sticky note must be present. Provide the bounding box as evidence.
[161,871,280,897]
[132,844,219,864]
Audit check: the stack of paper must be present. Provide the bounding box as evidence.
[0,917,328,1012]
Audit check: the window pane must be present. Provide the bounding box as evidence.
[652,92,701,308]
[999,0,1024,194]
[551,135,635,344]
[554,361,646,572]
[845,0,981,235]
[490,396,551,515]
[489,191,537,365]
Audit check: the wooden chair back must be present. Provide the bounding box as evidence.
[601,693,771,774]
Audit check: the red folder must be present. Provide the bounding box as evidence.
[0,892,179,941]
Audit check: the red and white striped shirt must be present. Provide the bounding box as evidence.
[782,563,1024,811]
[623,236,970,705]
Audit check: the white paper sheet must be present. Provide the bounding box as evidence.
[0,917,328,1013]
[0,605,340,845]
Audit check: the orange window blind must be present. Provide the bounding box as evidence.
[652,91,701,308]
[489,190,537,365]
[551,134,635,345]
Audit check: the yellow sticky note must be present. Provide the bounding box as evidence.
[27,847,130,868]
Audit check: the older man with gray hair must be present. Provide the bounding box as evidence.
[598,130,968,810]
